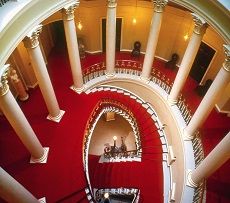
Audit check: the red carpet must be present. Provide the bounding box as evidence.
[88,92,163,202]
[0,43,229,202]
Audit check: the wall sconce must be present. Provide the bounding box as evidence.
[132,18,137,25]
[184,33,189,41]
[132,0,137,25]
[77,21,83,30]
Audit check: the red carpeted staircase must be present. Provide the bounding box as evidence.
[0,43,229,202]
[88,91,163,202]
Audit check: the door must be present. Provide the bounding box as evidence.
[102,18,122,52]
[189,42,216,83]
[52,20,66,46]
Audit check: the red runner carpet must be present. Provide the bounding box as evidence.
[0,44,229,202]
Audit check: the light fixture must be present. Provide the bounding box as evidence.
[132,18,137,25]
[104,193,109,199]
[77,21,83,30]
[132,0,137,25]
[77,8,83,30]
[184,33,189,41]
[113,136,117,148]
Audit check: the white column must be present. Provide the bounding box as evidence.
[140,0,168,82]
[184,45,230,140]
[0,65,49,163]
[23,25,65,123]
[105,0,117,77]
[187,132,230,187]
[62,2,84,93]
[168,13,207,104]
[0,167,39,203]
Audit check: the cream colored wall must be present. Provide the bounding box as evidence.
[6,23,55,91]
[103,80,185,203]
[40,25,55,59]
[38,1,228,102]
[70,3,226,83]
[13,43,37,88]
[216,83,230,112]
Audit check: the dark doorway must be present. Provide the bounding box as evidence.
[189,42,216,83]
[52,20,66,46]
[102,18,122,52]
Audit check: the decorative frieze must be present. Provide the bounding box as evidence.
[152,0,168,13]
[0,64,10,96]
[192,13,208,35]
[107,0,117,8]
[223,44,230,72]
[62,2,79,21]
[23,25,42,49]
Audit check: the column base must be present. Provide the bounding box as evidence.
[140,75,150,84]
[187,170,199,188]
[167,95,178,105]
[30,147,49,164]
[39,197,46,203]
[70,85,85,94]
[19,94,29,101]
[105,71,116,78]
[47,110,65,123]
[183,128,194,141]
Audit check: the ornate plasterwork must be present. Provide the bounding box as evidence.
[191,13,208,35]
[0,64,10,96]
[223,44,230,72]
[23,25,42,49]
[152,0,168,13]
[62,2,79,21]
[107,0,117,8]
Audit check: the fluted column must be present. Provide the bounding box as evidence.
[168,13,207,104]
[105,0,117,77]
[0,65,49,163]
[23,25,65,122]
[184,45,230,140]
[0,167,39,203]
[140,0,168,82]
[62,2,84,93]
[187,132,230,187]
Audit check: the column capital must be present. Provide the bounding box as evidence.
[0,64,10,96]
[152,0,168,13]
[23,25,42,49]
[191,13,208,35]
[62,2,79,21]
[107,0,117,8]
[223,44,230,72]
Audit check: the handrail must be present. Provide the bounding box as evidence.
[82,61,205,203]
[82,59,192,127]
[94,187,140,203]
[82,98,143,200]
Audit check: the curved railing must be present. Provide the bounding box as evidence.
[83,98,143,198]
[83,59,192,124]
[94,187,140,203]
[191,132,205,203]
[84,84,170,202]
[82,61,205,203]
